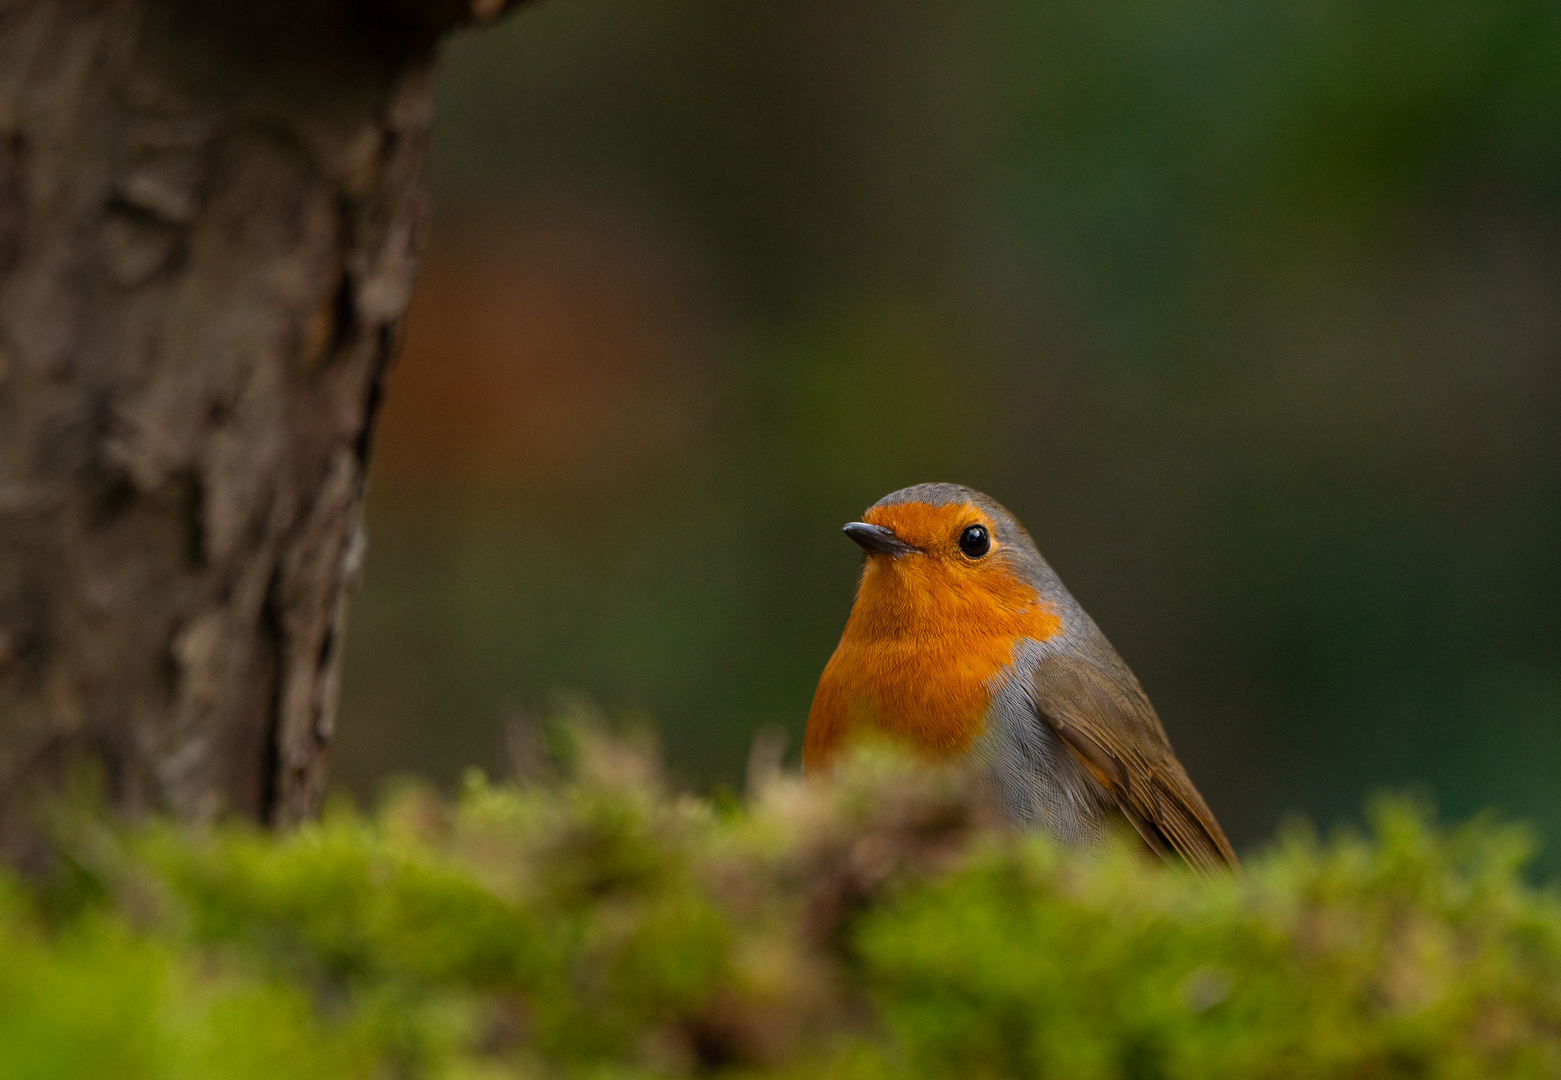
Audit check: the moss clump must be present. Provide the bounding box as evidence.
[7,731,1561,1078]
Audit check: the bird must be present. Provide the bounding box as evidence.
[803,482,1237,872]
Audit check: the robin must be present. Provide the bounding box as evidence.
[803,482,1237,872]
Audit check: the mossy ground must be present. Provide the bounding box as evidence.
[7,730,1561,1079]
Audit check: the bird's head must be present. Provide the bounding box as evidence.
[839,483,1060,645]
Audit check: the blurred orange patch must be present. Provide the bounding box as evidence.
[370,211,717,499]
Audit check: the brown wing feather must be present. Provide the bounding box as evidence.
[1026,651,1238,873]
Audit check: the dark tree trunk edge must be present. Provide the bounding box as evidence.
[0,0,522,857]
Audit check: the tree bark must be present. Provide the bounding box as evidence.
[0,0,519,852]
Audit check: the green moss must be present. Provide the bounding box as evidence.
[3,742,1559,1078]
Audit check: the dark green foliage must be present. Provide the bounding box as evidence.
[6,736,1561,1078]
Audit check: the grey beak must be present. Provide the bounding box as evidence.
[843,521,918,556]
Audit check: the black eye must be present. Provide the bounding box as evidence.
[958,524,990,558]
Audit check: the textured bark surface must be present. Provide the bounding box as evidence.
[0,0,520,850]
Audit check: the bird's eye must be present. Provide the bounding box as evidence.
[958,524,990,558]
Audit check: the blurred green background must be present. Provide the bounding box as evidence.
[335,0,1561,866]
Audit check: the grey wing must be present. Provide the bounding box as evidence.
[1024,649,1239,874]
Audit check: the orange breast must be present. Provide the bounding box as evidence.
[803,513,1060,768]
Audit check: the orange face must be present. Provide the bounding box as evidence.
[802,500,1062,768]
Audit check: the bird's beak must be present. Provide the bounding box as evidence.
[842,522,918,556]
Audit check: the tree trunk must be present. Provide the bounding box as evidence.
[0,0,519,854]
